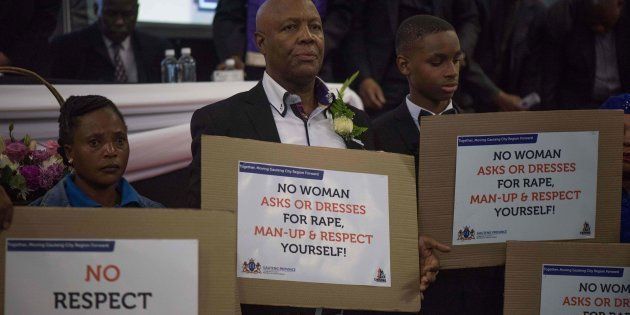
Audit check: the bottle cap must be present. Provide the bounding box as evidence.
[165,49,175,57]
[181,47,191,55]
[225,58,236,67]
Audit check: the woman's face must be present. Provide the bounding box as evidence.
[65,107,129,189]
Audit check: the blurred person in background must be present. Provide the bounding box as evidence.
[0,0,62,76]
[49,0,171,83]
[540,0,629,109]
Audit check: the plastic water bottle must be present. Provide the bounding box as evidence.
[178,47,197,82]
[212,58,245,82]
[161,49,178,83]
[225,58,236,70]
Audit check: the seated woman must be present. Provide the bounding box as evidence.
[600,94,630,243]
[30,95,163,208]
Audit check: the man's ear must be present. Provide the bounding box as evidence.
[254,31,266,55]
[396,54,410,76]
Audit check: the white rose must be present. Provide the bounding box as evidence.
[333,116,353,136]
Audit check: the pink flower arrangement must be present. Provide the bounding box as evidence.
[1,123,67,201]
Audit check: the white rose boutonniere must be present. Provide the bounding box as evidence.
[330,71,368,142]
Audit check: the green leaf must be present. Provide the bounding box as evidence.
[339,71,359,97]
[23,134,31,146]
[351,125,368,138]
[9,173,26,192]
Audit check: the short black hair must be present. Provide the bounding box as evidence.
[396,15,455,54]
[57,95,126,166]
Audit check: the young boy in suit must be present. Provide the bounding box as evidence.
[373,15,504,315]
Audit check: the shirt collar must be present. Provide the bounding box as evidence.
[262,71,333,117]
[102,35,131,51]
[64,174,142,207]
[405,95,454,129]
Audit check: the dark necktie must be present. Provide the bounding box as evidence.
[112,43,128,83]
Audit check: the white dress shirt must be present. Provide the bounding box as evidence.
[262,72,347,149]
[102,36,139,83]
[405,95,454,131]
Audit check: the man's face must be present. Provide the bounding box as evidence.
[592,0,624,33]
[398,31,462,104]
[255,0,324,85]
[65,107,129,190]
[623,115,630,178]
[97,0,139,43]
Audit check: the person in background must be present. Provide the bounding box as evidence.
[460,0,547,112]
[345,0,489,116]
[0,0,62,76]
[30,95,163,208]
[600,93,630,243]
[49,0,171,83]
[540,0,629,109]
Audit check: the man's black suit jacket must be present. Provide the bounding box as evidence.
[188,81,374,208]
[187,81,373,315]
[373,101,420,159]
[49,23,171,83]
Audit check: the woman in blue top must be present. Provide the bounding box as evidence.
[30,95,162,208]
[600,94,630,243]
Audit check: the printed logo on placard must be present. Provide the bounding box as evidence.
[241,258,262,274]
[374,268,387,283]
[580,221,591,235]
[457,226,476,241]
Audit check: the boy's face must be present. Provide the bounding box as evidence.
[397,30,463,103]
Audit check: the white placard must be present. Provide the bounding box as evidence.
[540,264,630,314]
[237,161,390,287]
[5,239,198,315]
[453,132,598,245]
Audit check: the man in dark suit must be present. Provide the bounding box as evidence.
[49,0,171,83]
[540,0,629,109]
[373,15,503,315]
[189,0,448,313]
[459,0,547,113]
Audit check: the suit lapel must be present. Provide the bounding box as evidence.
[243,82,282,143]
[88,24,113,68]
[393,101,420,156]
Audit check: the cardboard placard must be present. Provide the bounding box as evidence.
[504,241,630,314]
[418,110,622,269]
[201,135,420,312]
[0,207,239,315]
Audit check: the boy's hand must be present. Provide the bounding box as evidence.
[359,78,386,110]
[0,186,13,230]
[419,236,450,293]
